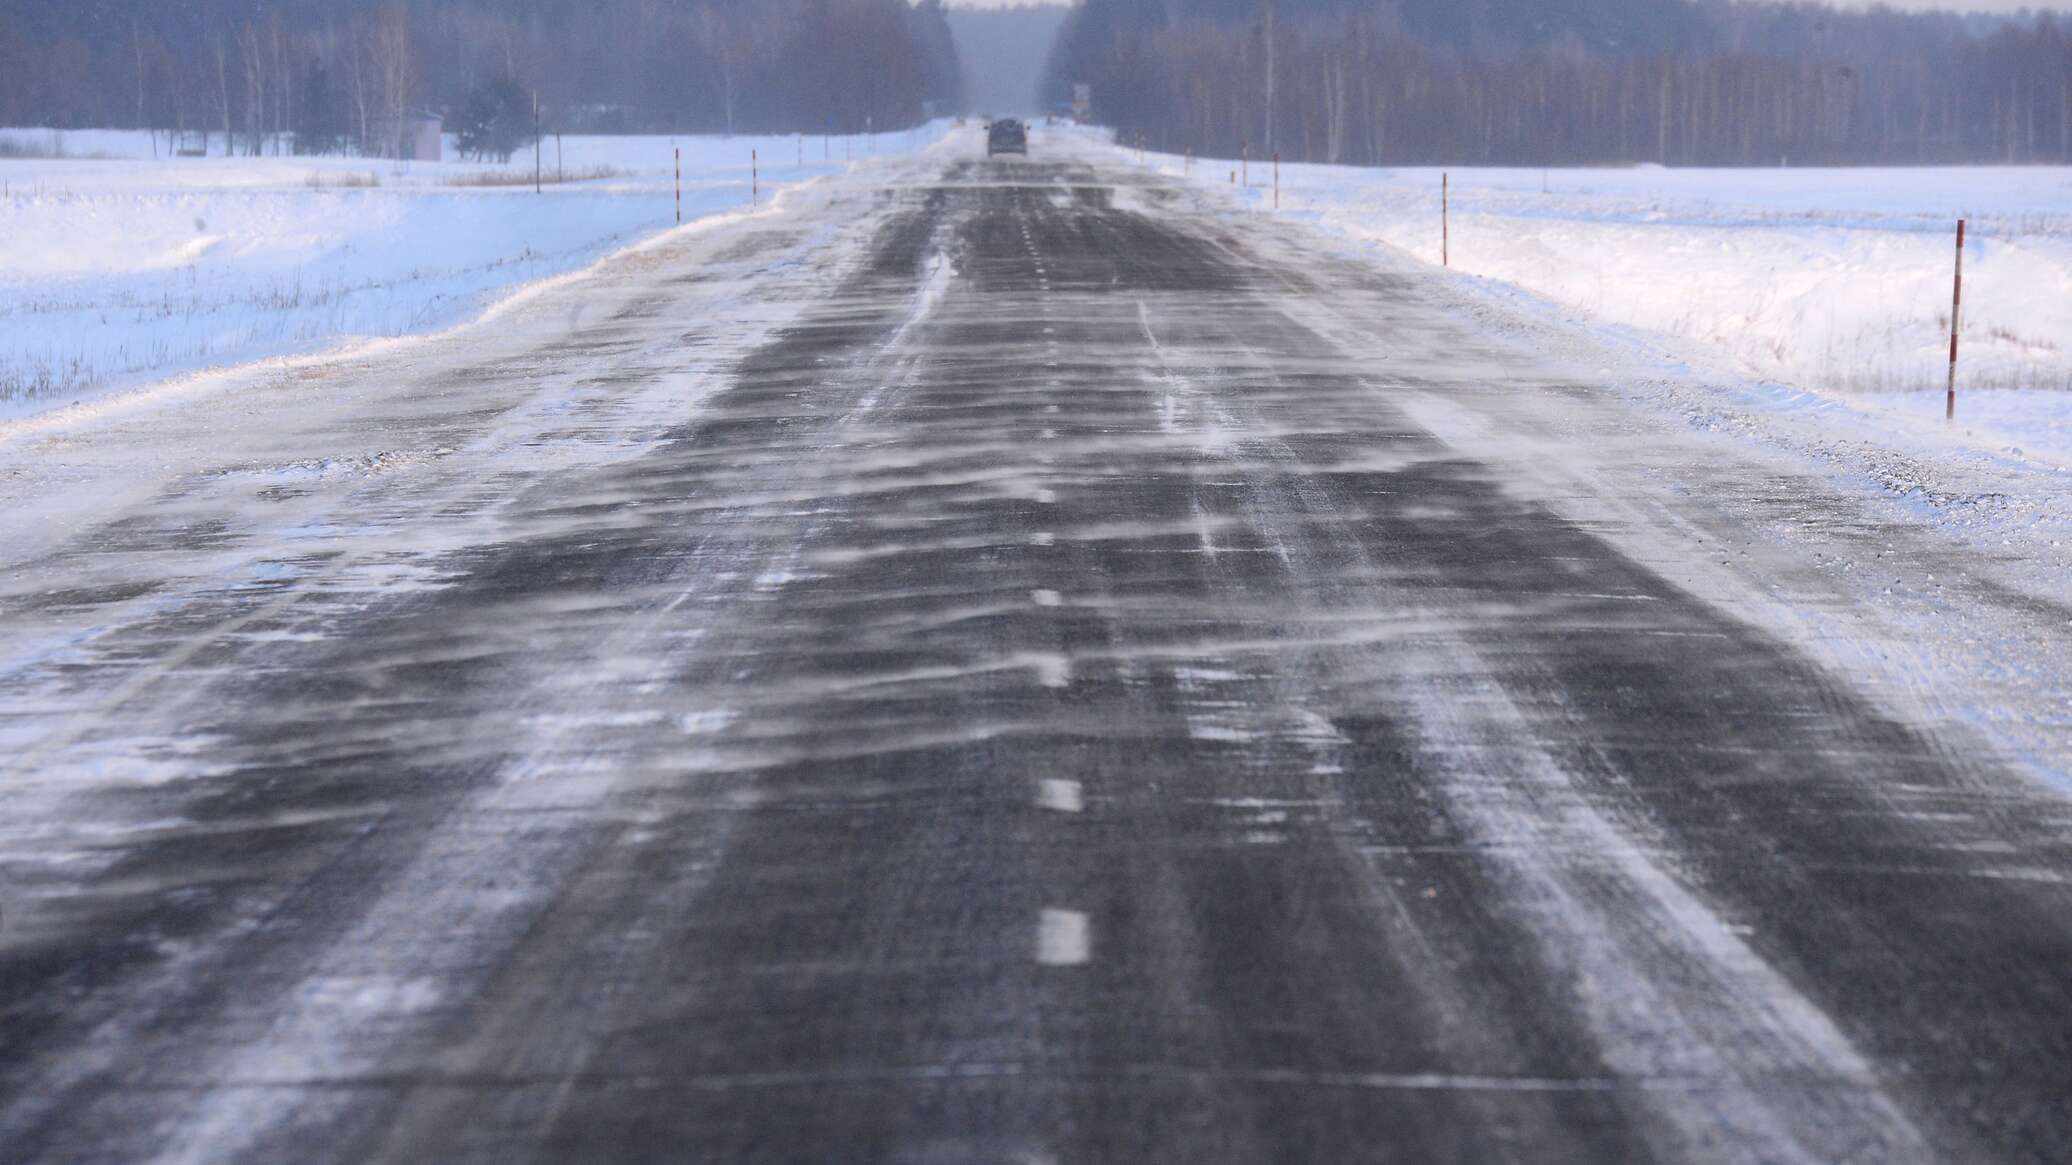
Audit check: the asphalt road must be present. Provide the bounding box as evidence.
[3,142,2070,1164]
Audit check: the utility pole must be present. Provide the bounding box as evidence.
[1262,0,1278,158]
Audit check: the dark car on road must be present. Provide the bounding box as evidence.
[987,118,1028,157]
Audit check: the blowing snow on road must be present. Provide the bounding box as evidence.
[3,127,2071,1165]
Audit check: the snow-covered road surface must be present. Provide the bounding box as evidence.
[2,128,2070,1164]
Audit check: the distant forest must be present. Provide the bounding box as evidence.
[1046,0,2072,165]
[0,0,962,154]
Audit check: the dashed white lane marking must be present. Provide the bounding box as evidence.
[1038,778,1084,813]
[1037,909,1091,966]
[1031,588,1063,607]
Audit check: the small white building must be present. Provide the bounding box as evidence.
[403,113,443,162]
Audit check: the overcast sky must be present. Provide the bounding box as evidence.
[943,0,2072,11]
[1835,0,2072,9]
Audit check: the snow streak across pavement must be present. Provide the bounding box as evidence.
[2,130,2070,1164]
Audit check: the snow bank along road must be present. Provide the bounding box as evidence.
[3,129,2070,1164]
[0,126,944,420]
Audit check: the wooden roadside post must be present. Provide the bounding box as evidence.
[1442,172,1450,268]
[1947,218,1966,421]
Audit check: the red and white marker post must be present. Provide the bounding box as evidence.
[1273,151,1280,210]
[674,147,682,225]
[1947,218,1965,421]
[752,149,759,207]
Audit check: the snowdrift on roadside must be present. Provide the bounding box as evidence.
[1144,140,2072,455]
[0,125,947,420]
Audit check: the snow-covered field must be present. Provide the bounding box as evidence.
[1136,138,2072,456]
[0,125,945,420]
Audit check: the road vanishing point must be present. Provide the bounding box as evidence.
[2,132,2070,1164]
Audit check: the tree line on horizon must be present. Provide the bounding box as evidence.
[1045,0,2072,166]
[0,0,962,156]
